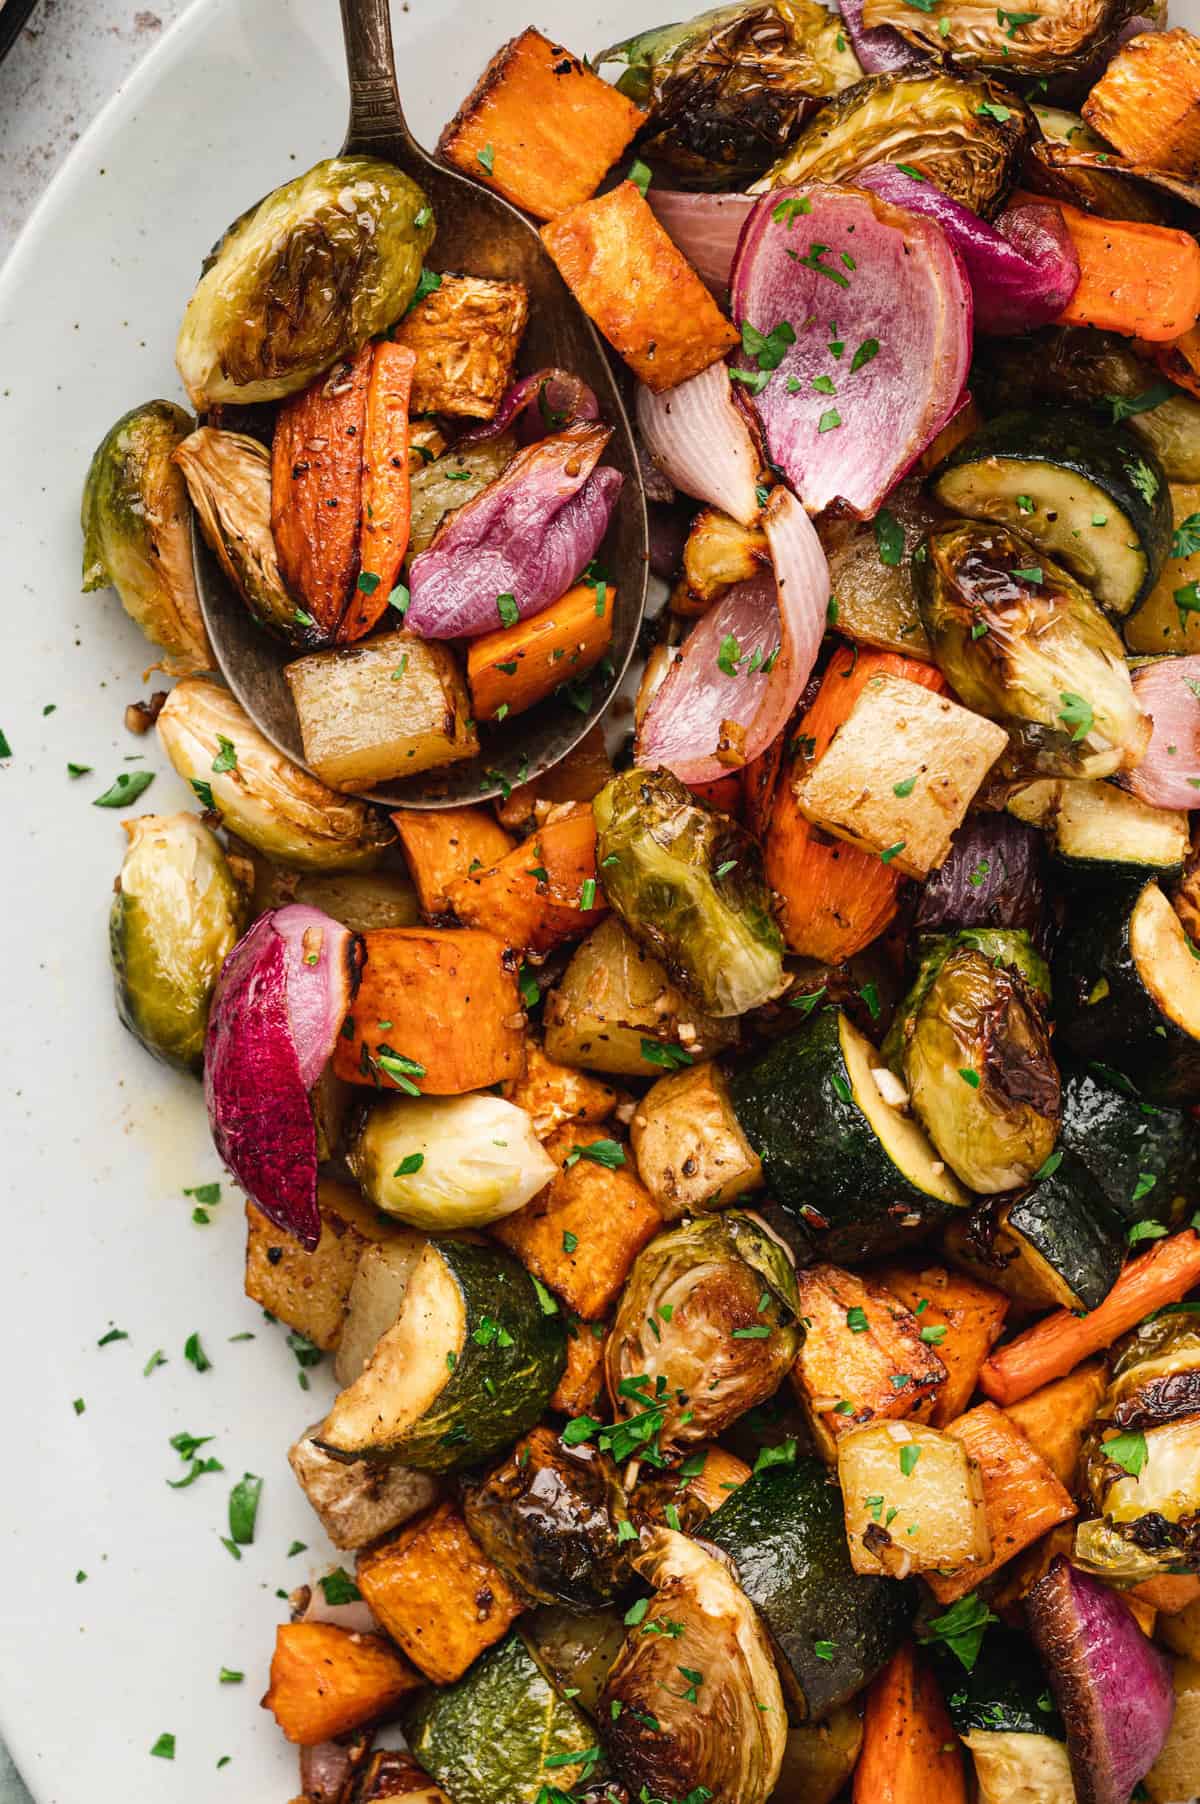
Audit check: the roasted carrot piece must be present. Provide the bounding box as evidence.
[764,647,948,962]
[1028,191,1200,342]
[689,774,743,815]
[541,184,740,393]
[1082,29,1200,178]
[446,805,606,955]
[439,28,644,222]
[271,343,373,636]
[391,806,515,917]
[979,1228,1200,1406]
[853,1644,967,1804]
[1142,323,1200,400]
[338,342,416,644]
[741,731,786,843]
[262,1622,421,1746]
[467,582,615,722]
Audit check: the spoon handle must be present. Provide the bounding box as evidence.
[339,0,421,159]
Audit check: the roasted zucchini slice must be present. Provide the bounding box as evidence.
[1058,1061,1200,1229]
[998,1149,1128,1312]
[1035,780,1191,882]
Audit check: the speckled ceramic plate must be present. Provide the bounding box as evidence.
[0,1,649,1798]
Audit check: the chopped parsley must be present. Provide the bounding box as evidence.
[873,508,904,567]
[1103,1429,1148,1477]
[1058,692,1094,742]
[93,769,155,808]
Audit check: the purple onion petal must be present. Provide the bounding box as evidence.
[836,0,929,73]
[458,367,599,449]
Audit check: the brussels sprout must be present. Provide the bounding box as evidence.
[81,399,211,671]
[173,427,308,644]
[110,812,248,1072]
[754,71,1034,218]
[600,1528,786,1804]
[347,1092,556,1229]
[860,0,1141,75]
[176,156,435,408]
[1027,107,1171,223]
[156,677,394,870]
[916,522,1151,780]
[463,1426,634,1610]
[524,1606,628,1720]
[408,433,518,558]
[894,941,1060,1194]
[594,768,786,1018]
[601,1,861,189]
[606,1212,802,1453]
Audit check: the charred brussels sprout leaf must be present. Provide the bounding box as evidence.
[754,71,1034,219]
[600,1529,786,1804]
[176,156,435,407]
[81,399,211,671]
[916,522,1150,779]
[174,427,310,645]
[110,812,248,1072]
[861,0,1142,74]
[606,1213,802,1454]
[594,767,785,1017]
[601,0,861,189]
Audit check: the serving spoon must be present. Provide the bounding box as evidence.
[193,0,648,809]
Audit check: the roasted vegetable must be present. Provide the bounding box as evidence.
[600,1528,785,1804]
[1126,479,1200,654]
[244,1179,401,1352]
[875,1262,1010,1426]
[936,1627,1070,1804]
[861,0,1143,75]
[407,435,517,558]
[391,807,514,917]
[839,1420,990,1579]
[979,1150,1127,1313]
[853,1643,968,1804]
[819,477,935,659]
[1083,29,1200,181]
[263,1622,422,1747]
[288,1427,437,1551]
[775,1708,865,1804]
[1049,198,1200,345]
[347,1093,554,1229]
[524,1606,627,1720]
[1020,780,1191,883]
[176,156,434,407]
[916,522,1151,780]
[445,806,605,957]
[1025,103,1169,223]
[81,398,210,670]
[173,426,306,642]
[466,580,615,724]
[1002,1360,1108,1490]
[756,71,1033,219]
[334,1236,428,1388]
[629,1058,763,1217]
[605,1213,801,1453]
[156,678,394,870]
[109,812,247,1072]
[391,273,527,419]
[913,815,1046,940]
[502,1039,620,1143]
[594,767,785,1017]
[1057,1062,1200,1231]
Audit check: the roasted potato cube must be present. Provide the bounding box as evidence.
[285,630,478,790]
[794,674,1009,879]
[838,1420,990,1578]
[1162,1595,1200,1659]
[244,1179,398,1351]
[356,1501,525,1683]
[872,1262,1009,1426]
[1083,29,1200,178]
[491,1120,663,1318]
[630,1060,763,1217]
[263,1621,421,1746]
[789,1265,947,1461]
[391,274,528,420]
[391,806,514,917]
[503,1038,621,1141]
[288,1427,438,1550]
[683,510,769,606]
[550,1318,608,1416]
[1146,1657,1200,1804]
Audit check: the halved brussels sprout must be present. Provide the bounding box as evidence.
[173,427,308,644]
[156,677,394,870]
[606,1212,801,1453]
[408,433,518,559]
[860,0,1142,76]
[1026,107,1171,223]
[602,0,861,189]
[176,156,434,408]
[916,522,1151,779]
[347,1092,556,1229]
[594,768,786,1018]
[753,71,1034,218]
[81,399,211,671]
[600,1528,786,1804]
[110,812,248,1072]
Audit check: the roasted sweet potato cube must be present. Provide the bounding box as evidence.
[503,1037,620,1141]
[550,1317,609,1415]
[872,1262,1009,1426]
[288,1427,439,1551]
[244,1179,398,1351]
[438,28,644,222]
[491,1121,663,1317]
[391,274,528,420]
[263,1621,421,1746]
[1002,1358,1108,1488]
[356,1501,526,1683]
[926,1401,1076,1605]
[1083,29,1200,178]
[391,806,515,917]
[446,805,606,956]
[790,1265,947,1462]
[333,927,524,1095]
[541,183,740,393]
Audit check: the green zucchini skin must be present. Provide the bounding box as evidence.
[1058,1063,1200,1228]
[1005,1149,1127,1311]
[934,1626,1064,1738]
[705,1459,916,1720]
[931,406,1172,614]
[406,1630,602,1804]
[1053,883,1200,1105]
[729,1012,953,1264]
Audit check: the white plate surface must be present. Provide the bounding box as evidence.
[0,2,648,1797]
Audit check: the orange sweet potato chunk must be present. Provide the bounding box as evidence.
[446,805,606,956]
[391,807,515,917]
[262,1621,421,1746]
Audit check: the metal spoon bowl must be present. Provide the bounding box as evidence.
[194,0,647,810]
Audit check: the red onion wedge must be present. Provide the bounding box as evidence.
[836,0,929,73]
[637,487,829,785]
[730,185,972,518]
[646,190,757,296]
[458,367,599,448]
[1118,656,1200,811]
[299,1736,373,1804]
[406,423,623,639]
[1026,1556,1174,1804]
[855,166,1080,336]
[204,905,359,1251]
[637,361,761,527]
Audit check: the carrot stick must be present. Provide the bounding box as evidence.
[338,342,417,644]
[466,581,614,722]
[741,730,785,841]
[853,1643,967,1804]
[979,1228,1200,1406]
[1141,323,1200,400]
[1018,190,1200,342]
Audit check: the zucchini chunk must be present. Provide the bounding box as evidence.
[1054,878,1200,1103]
[318,1237,565,1470]
[334,1235,429,1388]
[838,1420,990,1579]
[1058,1062,1200,1229]
[523,1605,627,1721]
[705,1457,917,1720]
[729,1009,968,1265]
[998,1150,1128,1313]
[1038,779,1191,882]
[931,408,1172,616]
